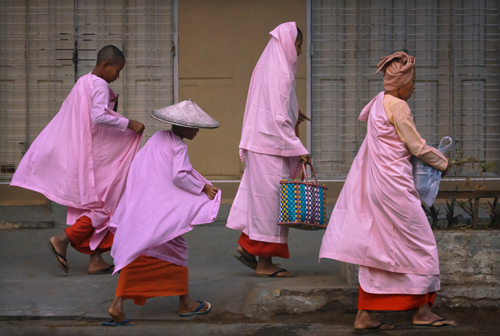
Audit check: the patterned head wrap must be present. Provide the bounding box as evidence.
[375,51,415,90]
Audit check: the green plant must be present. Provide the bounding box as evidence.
[480,162,498,174]
[445,198,462,229]
[422,204,440,230]
[456,198,474,219]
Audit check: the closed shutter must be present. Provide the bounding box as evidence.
[0,0,175,181]
[310,0,500,179]
[75,0,175,145]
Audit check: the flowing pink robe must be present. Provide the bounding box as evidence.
[227,22,307,244]
[110,130,221,274]
[319,91,440,295]
[11,73,141,249]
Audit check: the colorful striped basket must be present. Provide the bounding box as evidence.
[278,162,328,230]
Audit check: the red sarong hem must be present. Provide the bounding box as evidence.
[238,232,289,258]
[115,255,189,306]
[358,285,436,311]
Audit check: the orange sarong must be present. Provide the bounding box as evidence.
[64,216,114,255]
[238,232,289,258]
[115,255,189,306]
[358,285,436,311]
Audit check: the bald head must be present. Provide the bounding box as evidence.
[96,45,125,66]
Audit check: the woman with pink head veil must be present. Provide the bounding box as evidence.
[226,22,310,277]
[319,51,455,330]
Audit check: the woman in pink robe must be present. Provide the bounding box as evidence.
[319,52,455,330]
[226,22,310,277]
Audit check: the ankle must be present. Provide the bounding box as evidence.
[257,256,273,266]
[179,295,190,306]
[52,232,70,246]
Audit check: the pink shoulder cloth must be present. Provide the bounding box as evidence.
[238,22,308,160]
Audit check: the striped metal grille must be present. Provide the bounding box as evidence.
[0,0,175,181]
[311,0,500,179]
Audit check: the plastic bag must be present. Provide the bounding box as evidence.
[411,137,452,207]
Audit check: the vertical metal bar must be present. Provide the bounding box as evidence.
[336,0,340,176]
[24,0,29,151]
[404,0,408,52]
[306,0,312,158]
[355,0,361,152]
[450,0,456,158]
[122,0,127,115]
[74,0,78,82]
[173,0,179,103]
[472,197,480,229]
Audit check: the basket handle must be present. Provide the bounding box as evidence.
[291,161,319,184]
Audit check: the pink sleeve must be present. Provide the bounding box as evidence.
[172,142,205,195]
[91,77,129,131]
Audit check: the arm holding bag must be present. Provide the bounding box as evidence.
[411,136,452,206]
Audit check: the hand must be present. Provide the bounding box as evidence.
[127,120,145,135]
[300,154,311,164]
[441,162,450,178]
[297,110,311,125]
[202,184,219,200]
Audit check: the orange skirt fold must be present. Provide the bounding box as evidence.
[64,216,114,255]
[238,232,289,258]
[358,285,436,311]
[115,255,189,306]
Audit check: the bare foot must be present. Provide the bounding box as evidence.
[49,233,70,270]
[87,250,114,274]
[354,310,394,330]
[108,297,134,325]
[178,295,210,314]
[413,304,455,327]
[255,257,294,277]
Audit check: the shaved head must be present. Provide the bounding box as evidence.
[96,45,125,66]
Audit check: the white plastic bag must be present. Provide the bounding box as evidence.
[411,137,452,207]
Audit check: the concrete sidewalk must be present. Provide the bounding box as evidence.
[0,202,343,322]
[2,203,500,336]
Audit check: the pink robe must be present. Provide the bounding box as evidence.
[227,22,307,244]
[11,72,141,249]
[238,22,308,161]
[110,131,221,274]
[319,91,440,295]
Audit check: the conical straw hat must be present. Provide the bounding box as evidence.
[151,99,219,129]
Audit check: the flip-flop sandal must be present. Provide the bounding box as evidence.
[234,251,281,270]
[233,254,258,270]
[47,240,69,273]
[178,301,211,317]
[355,322,394,331]
[102,319,135,326]
[88,264,115,275]
[255,269,295,277]
[414,318,456,328]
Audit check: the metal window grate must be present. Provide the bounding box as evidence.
[311,0,500,179]
[0,0,175,181]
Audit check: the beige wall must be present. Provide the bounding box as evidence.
[178,0,307,180]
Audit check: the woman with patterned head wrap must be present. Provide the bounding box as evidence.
[319,51,454,330]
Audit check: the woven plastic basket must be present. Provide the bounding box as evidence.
[278,162,328,230]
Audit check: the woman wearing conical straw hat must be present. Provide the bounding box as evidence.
[102,100,221,326]
[319,51,455,330]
